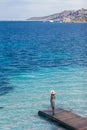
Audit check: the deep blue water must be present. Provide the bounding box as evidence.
[0,22,87,130]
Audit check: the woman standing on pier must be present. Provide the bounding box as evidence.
[50,90,56,115]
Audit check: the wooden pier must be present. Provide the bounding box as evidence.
[38,108,87,130]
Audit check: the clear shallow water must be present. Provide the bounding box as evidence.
[0,22,87,130]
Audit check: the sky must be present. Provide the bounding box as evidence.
[0,0,87,20]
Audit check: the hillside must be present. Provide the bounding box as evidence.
[27,8,87,22]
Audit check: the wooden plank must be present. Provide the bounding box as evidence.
[38,108,87,130]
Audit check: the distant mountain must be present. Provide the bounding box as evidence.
[27,8,87,23]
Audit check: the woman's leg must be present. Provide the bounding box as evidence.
[52,107,55,115]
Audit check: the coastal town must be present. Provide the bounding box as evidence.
[27,8,87,23]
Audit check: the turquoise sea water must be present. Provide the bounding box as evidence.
[0,22,87,130]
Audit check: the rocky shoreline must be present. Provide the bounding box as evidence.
[27,8,87,23]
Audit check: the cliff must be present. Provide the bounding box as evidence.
[27,8,87,23]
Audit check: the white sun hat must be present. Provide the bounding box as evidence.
[50,90,56,95]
